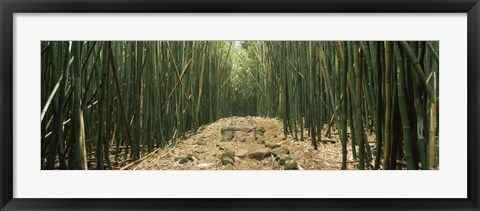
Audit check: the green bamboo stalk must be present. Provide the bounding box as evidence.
[307,42,318,150]
[96,42,108,170]
[394,42,415,169]
[399,41,434,101]
[70,41,87,170]
[382,41,393,170]
[372,41,383,170]
[46,42,60,169]
[353,42,365,170]
[338,41,348,169]
[108,42,133,151]
[132,41,143,160]
[428,45,438,170]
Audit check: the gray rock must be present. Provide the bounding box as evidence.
[186,154,196,161]
[221,156,235,165]
[217,142,233,150]
[236,149,249,157]
[224,163,235,170]
[221,127,237,141]
[321,138,337,144]
[265,141,281,149]
[272,147,290,157]
[174,157,190,164]
[222,150,235,159]
[255,126,266,133]
[255,132,265,137]
[220,131,235,142]
[221,151,235,165]
[284,160,299,170]
[277,154,293,165]
[247,148,271,160]
[221,127,238,134]
[254,127,266,137]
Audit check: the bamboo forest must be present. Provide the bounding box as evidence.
[41,41,439,170]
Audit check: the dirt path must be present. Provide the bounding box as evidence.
[129,116,360,170]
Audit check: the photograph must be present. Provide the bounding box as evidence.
[40,41,439,170]
[2,0,476,209]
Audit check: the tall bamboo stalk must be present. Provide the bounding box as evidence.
[382,41,393,170]
[394,42,415,169]
[70,41,87,170]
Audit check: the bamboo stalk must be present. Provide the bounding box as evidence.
[70,41,87,170]
[382,41,393,170]
[399,41,435,101]
[394,42,415,169]
[428,72,437,169]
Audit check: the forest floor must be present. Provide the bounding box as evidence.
[125,116,376,170]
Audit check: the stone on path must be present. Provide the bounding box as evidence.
[221,127,238,134]
[247,148,271,160]
[186,154,196,161]
[265,141,281,149]
[221,156,235,165]
[272,147,290,157]
[217,142,233,150]
[254,127,266,137]
[224,163,235,170]
[236,149,249,157]
[255,126,266,133]
[194,149,204,154]
[321,138,337,144]
[220,127,236,142]
[220,131,235,142]
[174,157,190,164]
[221,150,235,165]
[284,160,299,170]
[277,154,293,165]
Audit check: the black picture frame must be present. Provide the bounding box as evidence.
[1,0,479,210]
